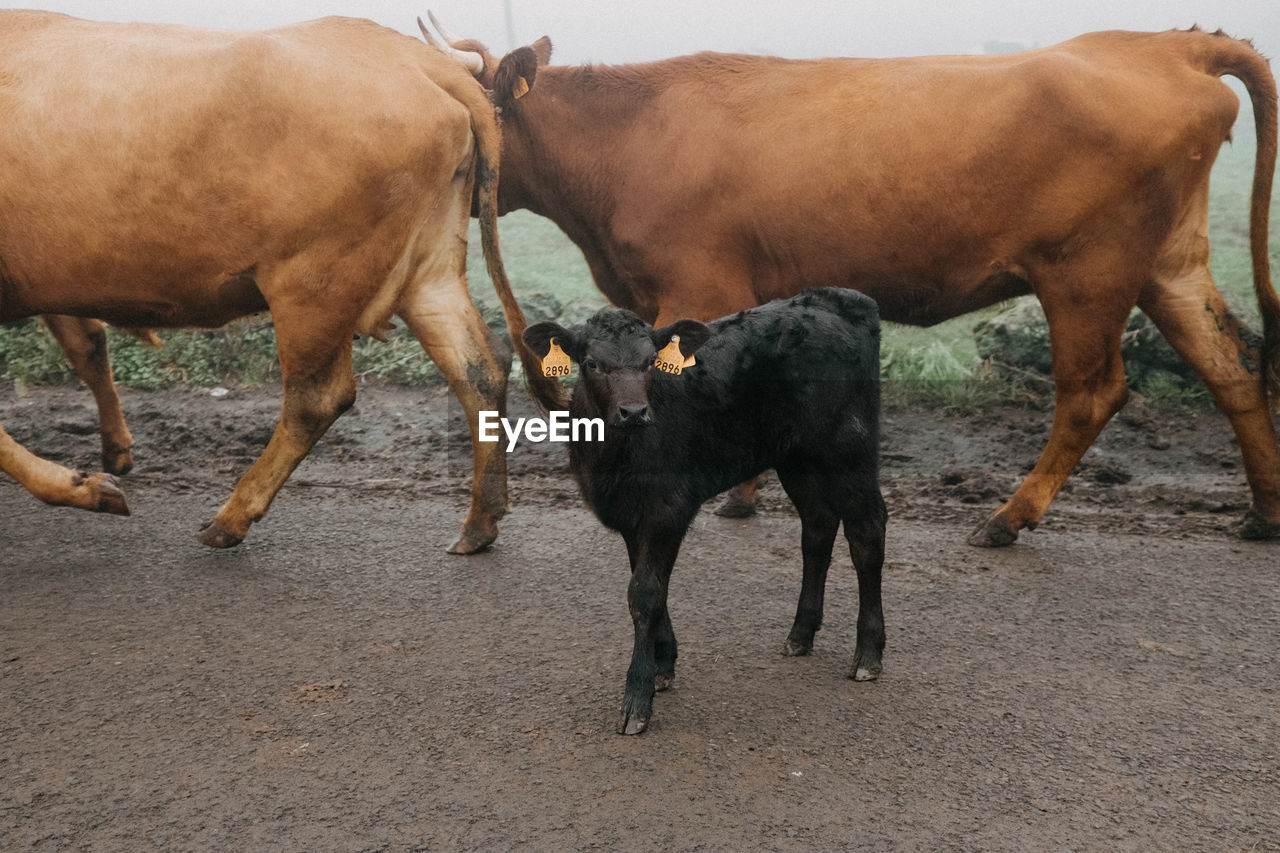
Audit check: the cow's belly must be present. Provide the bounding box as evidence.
[1,267,268,328]
[847,269,1035,327]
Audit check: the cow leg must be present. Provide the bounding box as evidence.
[40,315,134,474]
[775,466,838,656]
[841,489,888,682]
[197,318,356,548]
[0,421,129,515]
[624,535,678,692]
[715,477,762,518]
[399,275,512,555]
[618,526,686,735]
[1139,269,1280,539]
[970,292,1133,547]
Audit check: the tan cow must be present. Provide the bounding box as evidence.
[425,18,1280,546]
[0,11,561,553]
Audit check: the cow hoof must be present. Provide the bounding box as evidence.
[93,474,131,516]
[1238,509,1280,541]
[617,712,649,736]
[654,674,674,692]
[852,663,882,682]
[446,532,495,555]
[715,491,758,518]
[197,520,243,549]
[967,515,1019,548]
[447,519,498,555]
[102,447,134,476]
[782,639,812,657]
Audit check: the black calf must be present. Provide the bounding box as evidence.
[525,287,887,735]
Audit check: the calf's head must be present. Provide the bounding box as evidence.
[524,311,711,430]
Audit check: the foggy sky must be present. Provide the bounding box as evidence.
[7,1,1279,64]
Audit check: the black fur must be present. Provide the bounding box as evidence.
[525,287,888,735]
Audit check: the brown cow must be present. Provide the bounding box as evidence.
[0,11,561,553]
[424,18,1280,546]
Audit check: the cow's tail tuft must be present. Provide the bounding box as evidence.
[1206,33,1280,398]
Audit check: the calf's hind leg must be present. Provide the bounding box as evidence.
[841,494,888,681]
[775,466,839,656]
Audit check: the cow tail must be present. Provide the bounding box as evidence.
[470,117,570,412]
[1207,33,1280,397]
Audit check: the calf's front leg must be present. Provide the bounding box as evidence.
[619,529,685,735]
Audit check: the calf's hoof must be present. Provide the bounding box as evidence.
[617,693,652,735]
[654,674,674,693]
[617,711,649,736]
[851,662,882,682]
[197,519,244,549]
[968,514,1019,548]
[782,638,812,657]
[1238,509,1280,541]
[81,472,130,516]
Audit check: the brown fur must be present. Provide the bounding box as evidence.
[0,11,536,552]
[436,25,1280,544]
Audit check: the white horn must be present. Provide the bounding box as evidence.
[428,10,466,46]
[417,14,483,75]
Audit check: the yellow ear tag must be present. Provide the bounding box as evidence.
[541,338,571,378]
[655,335,687,375]
[512,75,530,100]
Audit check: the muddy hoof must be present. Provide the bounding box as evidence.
[617,711,649,736]
[447,520,498,555]
[654,674,674,693]
[1238,509,1280,541]
[782,639,812,657]
[446,532,495,555]
[714,491,758,518]
[101,447,134,476]
[197,520,243,549]
[94,474,131,516]
[852,662,882,682]
[968,515,1019,548]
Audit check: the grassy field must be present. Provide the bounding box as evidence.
[2,77,1277,402]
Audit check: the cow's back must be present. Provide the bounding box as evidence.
[0,12,479,325]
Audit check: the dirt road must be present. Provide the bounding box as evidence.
[2,385,1278,850]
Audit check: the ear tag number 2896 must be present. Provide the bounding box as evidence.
[541,338,571,378]
[655,335,695,375]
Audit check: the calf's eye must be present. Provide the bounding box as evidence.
[582,357,599,371]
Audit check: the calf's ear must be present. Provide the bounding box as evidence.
[524,322,581,361]
[653,319,712,356]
